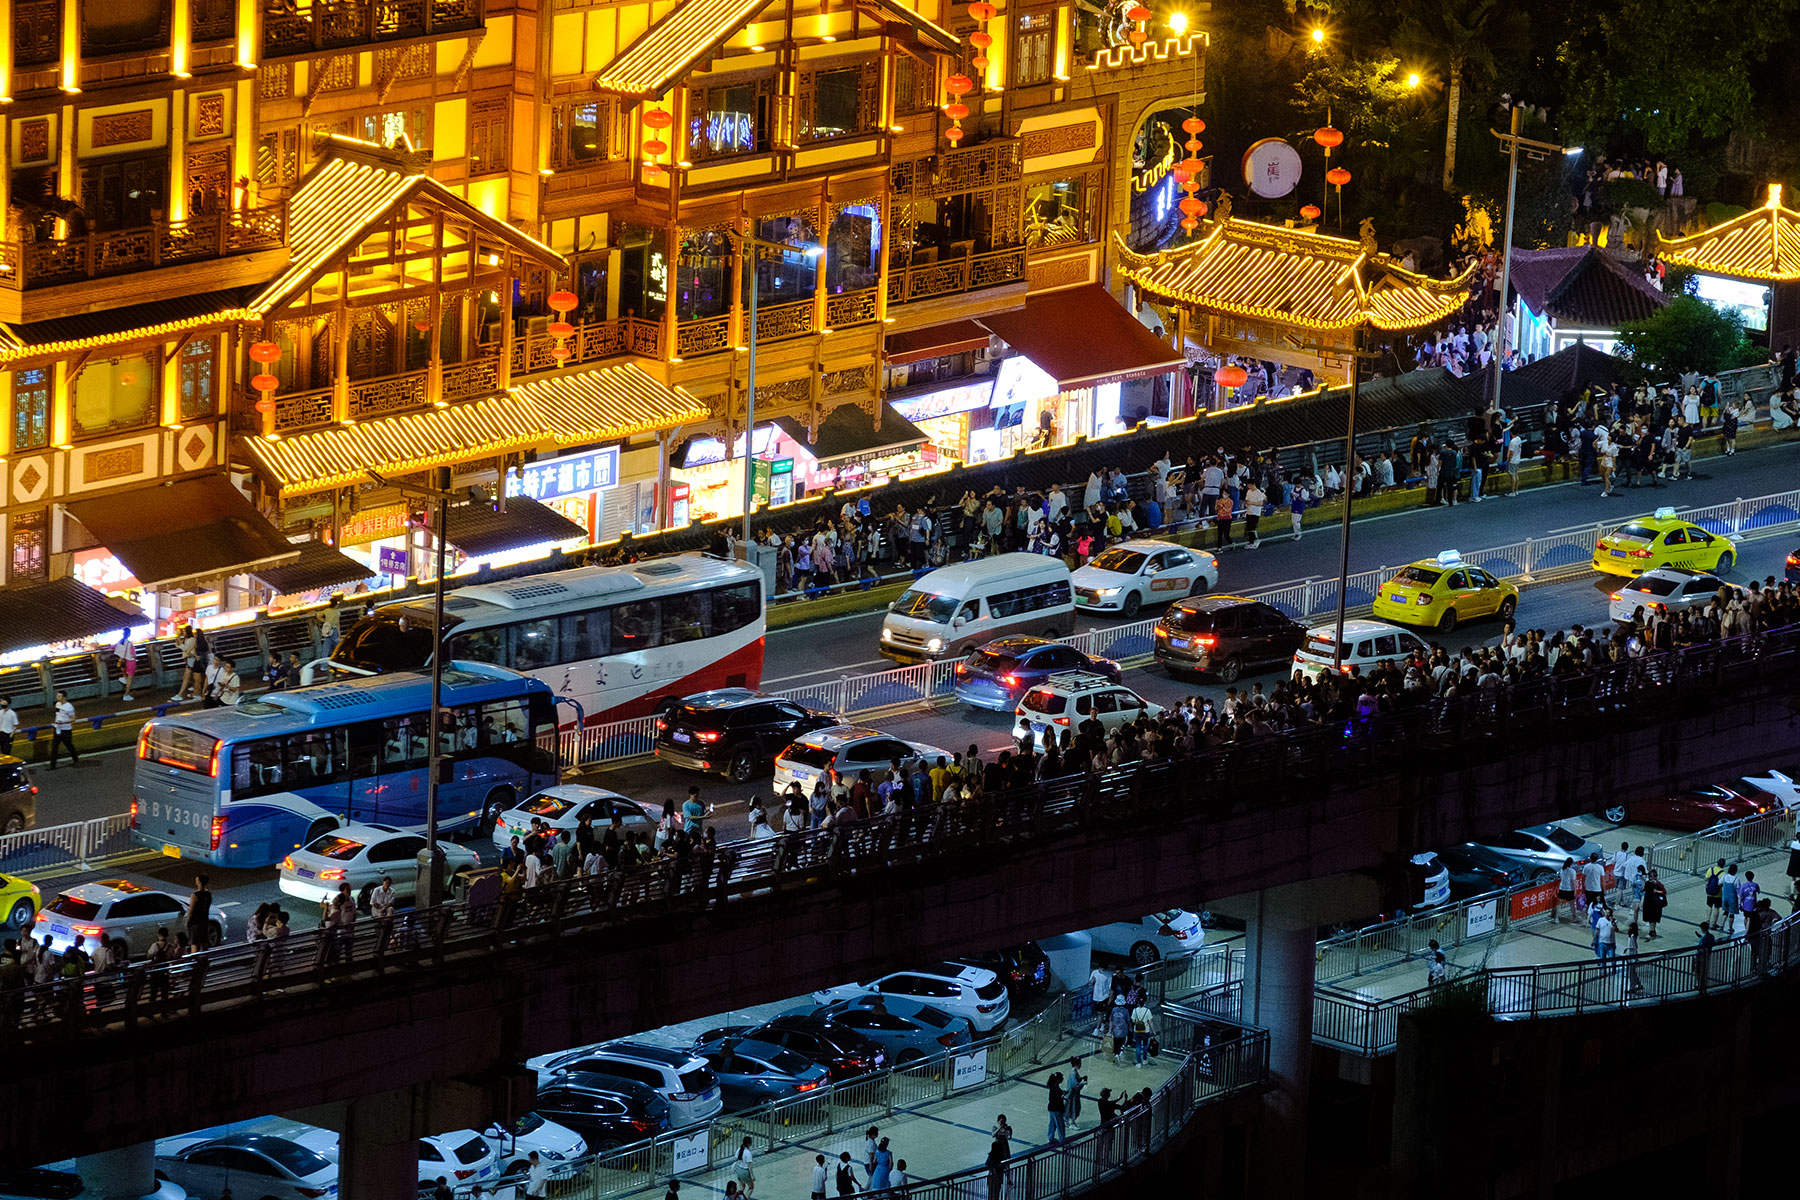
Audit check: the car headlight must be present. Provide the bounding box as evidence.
[926,637,943,651]
[544,1150,565,1161]
[1096,587,1122,597]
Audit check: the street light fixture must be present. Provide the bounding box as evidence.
[730,229,822,554]
[1489,107,1577,419]
[1406,72,1420,89]
[1310,26,1325,43]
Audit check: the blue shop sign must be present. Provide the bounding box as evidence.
[507,446,621,502]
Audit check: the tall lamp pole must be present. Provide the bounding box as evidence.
[369,467,475,908]
[1489,107,1578,418]
[1331,328,1368,671]
[731,229,822,553]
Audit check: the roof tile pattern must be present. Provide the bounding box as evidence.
[511,364,710,446]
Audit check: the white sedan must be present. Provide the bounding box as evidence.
[773,727,955,797]
[485,1113,589,1182]
[1073,541,1217,617]
[293,1127,501,1190]
[491,785,663,853]
[154,1133,337,1200]
[279,823,481,907]
[1607,567,1723,624]
[1086,909,1206,965]
[1740,769,1800,809]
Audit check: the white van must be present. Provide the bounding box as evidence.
[1291,618,1431,679]
[879,553,1075,664]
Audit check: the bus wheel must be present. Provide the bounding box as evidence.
[482,787,515,831]
[304,817,339,845]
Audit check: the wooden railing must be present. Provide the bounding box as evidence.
[0,205,286,291]
[263,0,481,56]
[257,350,503,434]
[753,298,815,342]
[495,317,668,376]
[887,246,1027,306]
[825,286,880,329]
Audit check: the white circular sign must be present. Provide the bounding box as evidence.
[1242,138,1303,199]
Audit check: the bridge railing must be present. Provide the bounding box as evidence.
[6,619,1799,1048]
[0,813,135,877]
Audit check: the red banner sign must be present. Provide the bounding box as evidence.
[1510,880,1560,922]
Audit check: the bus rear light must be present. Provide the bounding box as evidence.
[210,815,225,851]
[130,797,139,827]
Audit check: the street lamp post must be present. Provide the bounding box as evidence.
[732,230,822,553]
[1330,328,1369,671]
[1489,106,1577,418]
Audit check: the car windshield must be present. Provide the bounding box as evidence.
[45,896,101,920]
[507,1113,545,1136]
[1155,909,1187,924]
[1628,576,1681,596]
[892,590,959,623]
[255,1142,333,1177]
[1163,607,1214,633]
[1090,549,1148,574]
[679,1068,714,1092]
[1021,690,1067,714]
[1544,827,1586,851]
[1613,524,1658,543]
[304,835,366,860]
[781,744,839,769]
[329,612,441,671]
[673,704,729,729]
[521,793,577,818]
[0,763,29,789]
[1394,566,1443,586]
[971,648,1020,671]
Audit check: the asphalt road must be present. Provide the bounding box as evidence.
[13,440,1800,929]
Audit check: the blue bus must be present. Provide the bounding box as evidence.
[131,663,560,868]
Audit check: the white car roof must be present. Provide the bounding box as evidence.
[794,725,889,749]
[1030,671,1131,695]
[1625,566,1709,584]
[523,784,629,804]
[1304,619,1412,640]
[61,879,167,903]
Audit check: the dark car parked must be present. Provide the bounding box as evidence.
[532,1072,671,1150]
[953,941,1051,1003]
[696,1039,830,1111]
[694,1016,886,1080]
[1435,842,1532,898]
[1153,596,1306,683]
[952,637,1122,712]
[654,688,838,782]
[0,756,37,835]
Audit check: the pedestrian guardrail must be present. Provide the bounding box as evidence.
[0,814,136,878]
[1649,809,1794,880]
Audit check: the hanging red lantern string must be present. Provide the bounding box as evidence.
[641,106,673,179]
[944,71,973,146]
[1326,166,1352,187]
[1126,3,1151,45]
[968,3,995,82]
[247,340,282,416]
[547,291,579,363]
[1300,204,1322,222]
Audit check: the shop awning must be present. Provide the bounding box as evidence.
[884,319,992,366]
[65,477,300,591]
[774,402,928,466]
[0,578,148,657]
[978,285,1185,389]
[671,425,777,469]
[252,540,376,596]
[510,363,711,447]
[444,496,587,558]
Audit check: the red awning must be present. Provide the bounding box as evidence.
[978,285,1185,389]
[883,319,992,366]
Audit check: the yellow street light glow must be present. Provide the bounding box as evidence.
[1310,27,1324,43]
[1168,11,1189,34]
[1406,72,1420,88]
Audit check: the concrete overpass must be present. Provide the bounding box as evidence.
[8,631,1797,1194]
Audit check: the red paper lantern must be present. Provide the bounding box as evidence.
[551,346,572,360]
[248,341,282,363]
[1300,204,1322,221]
[1178,196,1206,216]
[1128,29,1146,44]
[945,102,970,120]
[250,373,280,393]
[968,1,996,19]
[1171,166,1191,184]
[970,30,992,49]
[945,73,973,95]
[1182,117,1206,135]
[1185,138,1201,152]
[1313,126,1344,149]
[255,397,277,413]
[1326,166,1352,186]
[1126,4,1151,20]
[1214,364,1248,389]
[972,55,989,69]
[1181,217,1200,232]
[414,319,431,333]
[641,109,673,130]
[944,126,965,142]
[1180,157,1205,177]
[548,321,574,338]
[547,291,579,313]
[643,140,668,157]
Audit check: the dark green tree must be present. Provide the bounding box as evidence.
[1615,295,1765,376]
[1394,0,1529,192]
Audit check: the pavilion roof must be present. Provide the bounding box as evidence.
[1656,185,1800,282]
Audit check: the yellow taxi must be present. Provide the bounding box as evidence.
[1370,550,1518,632]
[1591,507,1738,578]
[0,869,40,930]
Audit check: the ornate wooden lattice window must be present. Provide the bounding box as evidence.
[12,368,49,452]
[179,338,218,422]
[187,144,233,213]
[191,0,235,41]
[10,511,47,584]
[315,55,357,93]
[469,98,509,176]
[13,0,62,66]
[687,76,775,162]
[256,129,301,189]
[1024,168,1103,249]
[553,99,612,167]
[797,62,881,143]
[891,54,937,116]
[1014,10,1056,86]
[80,0,171,56]
[259,62,293,100]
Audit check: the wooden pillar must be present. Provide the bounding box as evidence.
[812,187,829,333]
[874,192,893,325]
[333,275,352,423]
[661,222,679,358]
[428,211,445,397]
[728,207,746,350]
[169,88,188,221]
[496,238,515,388]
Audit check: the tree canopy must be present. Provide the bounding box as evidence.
[1615,295,1766,377]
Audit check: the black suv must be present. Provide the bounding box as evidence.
[1153,595,1305,683]
[0,756,36,834]
[955,941,1052,1003]
[654,688,839,782]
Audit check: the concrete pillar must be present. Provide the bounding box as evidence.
[77,1142,156,1200]
[338,1109,420,1200]
[1241,910,1316,1196]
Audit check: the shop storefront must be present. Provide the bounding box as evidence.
[506,445,623,543]
[887,379,995,464]
[669,426,780,523]
[772,404,934,494]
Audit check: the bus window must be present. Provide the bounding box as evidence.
[286,731,343,784]
[510,620,559,670]
[451,629,504,664]
[662,592,707,644]
[382,716,425,766]
[480,699,530,745]
[233,739,286,796]
[711,582,760,633]
[559,611,606,661]
[610,600,658,653]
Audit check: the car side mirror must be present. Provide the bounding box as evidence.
[953,615,966,627]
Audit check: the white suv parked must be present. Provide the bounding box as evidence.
[1014,672,1163,750]
[814,962,1012,1033]
[529,1041,724,1128]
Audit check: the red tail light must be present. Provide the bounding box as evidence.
[1194,635,1217,647]
[454,1170,476,1181]
[1001,674,1019,687]
[74,925,103,938]
[697,731,721,742]
[937,1033,962,1047]
[977,1002,997,1012]
[1630,549,1653,557]
[281,855,295,870]
[955,663,969,676]
[1788,554,1798,567]
[129,797,139,828]
[631,1120,653,1132]
[794,1080,821,1092]
[1609,593,1621,601]
[209,815,225,851]
[655,718,668,731]
[319,868,346,881]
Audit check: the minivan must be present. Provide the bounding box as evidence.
[879,553,1074,664]
[1291,619,1431,679]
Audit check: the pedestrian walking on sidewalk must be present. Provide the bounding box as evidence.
[1642,869,1668,939]
[1065,1058,1086,1127]
[1426,939,1446,986]
[1045,1072,1067,1144]
[48,691,78,768]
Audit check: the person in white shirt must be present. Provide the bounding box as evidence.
[810,1154,829,1200]
[524,852,543,888]
[370,876,397,922]
[524,1152,547,1200]
[218,664,242,707]
[0,698,17,756]
[49,690,79,768]
[1045,483,1067,523]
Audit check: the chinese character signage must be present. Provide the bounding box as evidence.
[339,504,409,547]
[1241,138,1302,199]
[507,447,621,503]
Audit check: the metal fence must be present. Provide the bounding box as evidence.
[1648,809,1794,881]
[1312,906,1800,1057]
[1312,878,1560,983]
[5,618,1798,1047]
[0,814,136,877]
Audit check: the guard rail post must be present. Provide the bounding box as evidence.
[1732,497,1745,534]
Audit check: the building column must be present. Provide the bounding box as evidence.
[77,1142,158,1200]
[1241,908,1315,1196]
[337,1107,420,1200]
